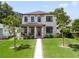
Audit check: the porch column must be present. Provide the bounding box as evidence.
[42,26,44,38]
[34,26,37,38]
[27,26,29,34]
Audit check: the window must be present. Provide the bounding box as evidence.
[31,16,34,22]
[24,16,28,22]
[29,27,34,35]
[24,28,27,33]
[46,27,53,33]
[46,16,53,22]
[38,17,41,22]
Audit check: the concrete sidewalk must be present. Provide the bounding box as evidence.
[34,38,43,58]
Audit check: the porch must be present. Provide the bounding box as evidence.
[21,23,45,38]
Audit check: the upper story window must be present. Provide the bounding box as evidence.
[31,16,34,22]
[24,16,28,22]
[38,17,41,22]
[46,16,53,22]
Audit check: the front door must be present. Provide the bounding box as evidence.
[37,27,41,37]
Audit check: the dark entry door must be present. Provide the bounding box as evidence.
[37,27,41,36]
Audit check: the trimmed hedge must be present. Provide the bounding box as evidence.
[53,33,62,38]
[44,34,53,38]
[21,33,34,39]
[44,33,62,38]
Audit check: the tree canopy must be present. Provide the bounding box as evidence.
[2,15,21,27]
[0,2,14,23]
[72,19,79,32]
[51,8,70,26]
[0,2,21,48]
[0,2,21,27]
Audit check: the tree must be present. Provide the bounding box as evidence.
[1,2,14,16]
[0,2,21,48]
[72,19,79,32]
[52,8,70,46]
[0,2,3,23]
[62,27,70,38]
[0,2,14,23]
[72,19,79,39]
[2,15,21,48]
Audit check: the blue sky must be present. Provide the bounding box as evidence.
[5,1,79,20]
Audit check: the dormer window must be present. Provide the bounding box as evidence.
[31,16,34,22]
[38,17,41,22]
[24,16,28,22]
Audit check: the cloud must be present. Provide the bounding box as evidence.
[58,1,79,8]
[58,3,68,8]
[71,1,79,6]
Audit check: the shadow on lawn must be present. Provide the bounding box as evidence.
[68,44,79,52]
[14,44,31,51]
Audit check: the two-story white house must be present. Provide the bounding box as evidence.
[21,11,57,38]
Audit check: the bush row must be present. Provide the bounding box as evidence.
[21,33,34,39]
[44,33,79,38]
[21,33,79,39]
[44,33,62,38]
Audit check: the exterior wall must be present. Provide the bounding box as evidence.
[22,14,57,37]
[0,24,3,39]
[22,15,56,25]
[0,24,12,39]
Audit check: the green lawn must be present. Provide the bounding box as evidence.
[0,38,35,58]
[42,38,79,58]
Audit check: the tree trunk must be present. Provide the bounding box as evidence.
[61,26,65,46]
[13,27,16,48]
[8,26,12,37]
[62,32,64,46]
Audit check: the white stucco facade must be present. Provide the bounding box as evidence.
[21,11,57,38]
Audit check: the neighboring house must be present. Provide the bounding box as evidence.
[21,11,57,38]
[0,24,13,39]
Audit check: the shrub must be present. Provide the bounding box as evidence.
[15,44,31,50]
[21,33,34,39]
[53,33,62,38]
[62,28,71,38]
[71,32,79,39]
[44,35,48,38]
[26,35,34,39]
[26,35,30,39]
[49,34,53,38]
[44,34,53,38]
